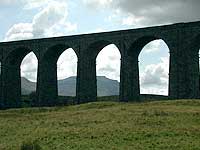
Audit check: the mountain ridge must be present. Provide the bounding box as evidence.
[21,76,119,96]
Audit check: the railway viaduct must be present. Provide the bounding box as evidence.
[0,21,200,108]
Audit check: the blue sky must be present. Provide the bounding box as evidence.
[0,0,199,95]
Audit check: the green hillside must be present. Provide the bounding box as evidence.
[0,100,200,150]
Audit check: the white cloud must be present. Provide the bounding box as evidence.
[140,57,169,95]
[83,0,113,9]
[4,23,33,41]
[122,13,145,26]
[57,48,77,80]
[23,0,51,9]
[46,21,77,37]
[21,52,38,82]
[105,9,125,26]
[4,0,77,41]
[33,1,65,29]
[32,1,69,37]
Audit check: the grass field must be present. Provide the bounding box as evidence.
[0,100,200,150]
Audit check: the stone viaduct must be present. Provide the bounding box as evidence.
[0,21,200,108]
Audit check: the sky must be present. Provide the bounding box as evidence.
[0,0,200,95]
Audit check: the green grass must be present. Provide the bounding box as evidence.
[0,99,200,150]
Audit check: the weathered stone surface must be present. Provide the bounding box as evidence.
[0,21,200,108]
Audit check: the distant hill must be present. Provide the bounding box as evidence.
[21,76,119,96]
[21,77,36,95]
[96,76,119,96]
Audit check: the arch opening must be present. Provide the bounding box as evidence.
[38,44,78,106]
[20,52,38,106]
[138,39,170,98]
[57,48,77,104]
[3,47,37,108]
[96,44,121,100]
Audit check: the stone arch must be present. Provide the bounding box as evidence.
[87,40,122,60]
[127,36,170,57]
[96,44,121,98]
[38,43,78,106]
[57,48,78,100]
[131,36,170,97]
[57,48,78,80]
[2,47,38,108]
[21,52,38,82]
[86,40,122,100]
[20,52,38,103]
[42,44,71,63]
[120,35,171,101]
[138,39,170,96]
[4,47,38,66]
[42,44,79,79]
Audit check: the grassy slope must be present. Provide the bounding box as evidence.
[0,100,200,150]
